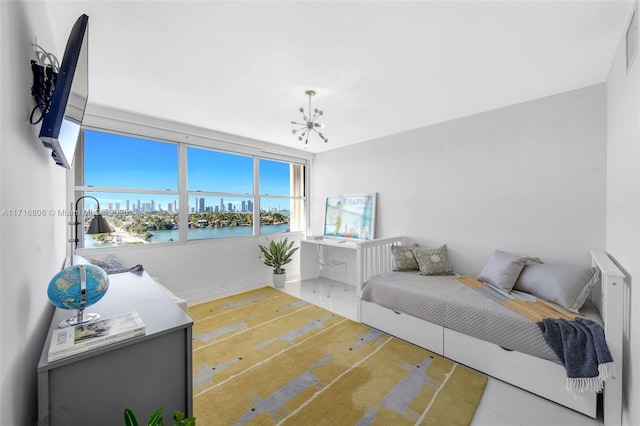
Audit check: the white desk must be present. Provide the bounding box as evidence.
[300,237,361,285]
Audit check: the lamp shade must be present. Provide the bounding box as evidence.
[86,214,112,234]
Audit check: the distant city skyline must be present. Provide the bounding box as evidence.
[83,194,290,215]
[83,130,295,213]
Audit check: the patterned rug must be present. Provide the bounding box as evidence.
[189,287,487,425]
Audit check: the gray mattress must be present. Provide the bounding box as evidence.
[360,271,602,362]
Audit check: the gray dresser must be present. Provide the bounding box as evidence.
[37,268,193,426]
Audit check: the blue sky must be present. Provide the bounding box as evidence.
[83,130,292,211]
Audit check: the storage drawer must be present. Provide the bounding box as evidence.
[360,300,444,355]
[444,328,596,417]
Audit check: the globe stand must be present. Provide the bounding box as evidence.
[58,309,100,328]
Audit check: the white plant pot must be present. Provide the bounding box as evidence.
[273,271,286,288]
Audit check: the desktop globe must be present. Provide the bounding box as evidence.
[47,263,109,327]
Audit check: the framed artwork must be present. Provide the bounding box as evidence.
[323,193,376,240]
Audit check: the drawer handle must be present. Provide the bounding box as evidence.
[499,346,513,352]
[392,310,402,315]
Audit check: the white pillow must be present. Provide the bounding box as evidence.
[477,250,528,292]
[514,263,600,313]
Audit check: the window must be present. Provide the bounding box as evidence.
[76,129,306,248]
[187,147,254,240]
[259,159,305,235]
[78,130,179,247]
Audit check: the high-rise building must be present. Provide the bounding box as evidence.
[151,200,156,211]
[220,198,225,212]
[126,200,130,211]
[228,202,233,212]
[242,200,246,212]
[198,197,205,213]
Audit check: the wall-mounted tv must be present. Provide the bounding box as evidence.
[323,193,376,240]
[39,14,89,169]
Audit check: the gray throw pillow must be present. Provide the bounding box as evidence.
[89,255,124,274]
[413,245,454,276]
[391,245,419,271]
[477,250,528,292]
[514,263,600,313]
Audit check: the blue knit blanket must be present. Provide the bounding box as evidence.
[537,317,614,394]
[458,276,614,394]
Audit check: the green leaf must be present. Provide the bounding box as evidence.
[148,407,164,426]
[124,409,139,426]
[171,410,196,426]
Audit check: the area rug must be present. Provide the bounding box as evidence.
[189,287,487,425]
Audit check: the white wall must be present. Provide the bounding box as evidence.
[606,4,639,425]
[312,85,607,276]
[76,233,303,305]
[0,1,68,424]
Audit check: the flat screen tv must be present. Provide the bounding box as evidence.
[323,193,376,240]
[39,14,89,169]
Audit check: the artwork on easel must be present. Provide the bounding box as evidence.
[323,193,376,240]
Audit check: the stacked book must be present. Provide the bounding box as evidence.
[48,311,146,362]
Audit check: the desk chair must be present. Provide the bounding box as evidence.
[313,243,348,298]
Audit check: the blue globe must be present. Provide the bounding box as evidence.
[47,264,109,311]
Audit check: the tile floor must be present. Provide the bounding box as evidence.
[280,277,603,426]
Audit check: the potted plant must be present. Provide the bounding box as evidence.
[124,407,195,426]
[258,237,299,288]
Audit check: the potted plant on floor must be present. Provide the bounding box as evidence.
[258,237,299,288]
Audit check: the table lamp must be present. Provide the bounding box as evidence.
[69,195,112,265]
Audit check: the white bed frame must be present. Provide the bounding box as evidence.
[355,237,624,426]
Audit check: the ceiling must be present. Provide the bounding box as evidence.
[44,1,633,153]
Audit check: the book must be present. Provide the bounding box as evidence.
[48,311,146,362]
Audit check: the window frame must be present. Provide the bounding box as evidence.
[74,124,309,249]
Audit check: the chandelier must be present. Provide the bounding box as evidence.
[291,90,328,148]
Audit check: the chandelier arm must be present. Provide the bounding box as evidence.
[292,89,328,146]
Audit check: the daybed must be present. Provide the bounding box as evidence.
[352,237,624,426]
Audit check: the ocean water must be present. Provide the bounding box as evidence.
[152,223,290,242]
[85,223,290,247]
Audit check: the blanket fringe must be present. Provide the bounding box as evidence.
[566,362,614,397]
